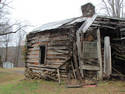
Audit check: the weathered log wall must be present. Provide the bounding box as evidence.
[25,16,125,81]
[26,29,74,69]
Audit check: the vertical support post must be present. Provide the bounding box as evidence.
[76,32,83,78]
[57,68,61,84]
[76,14,97,78]
[97,28,103,80]
[104,36,112,78]
[73,42,82,80]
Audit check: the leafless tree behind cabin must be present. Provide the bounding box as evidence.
[15,28,26,66]
[101,0,125,18]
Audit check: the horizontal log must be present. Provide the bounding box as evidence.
[27,41,48,47]
[26,62,39,65]
[27,37,49,43]
[29,34,69,41]
[29,67,57,72]
[27,51,39,55]
[27,63,59,69]
[47,55,68,60]
[26,59,39,63]
[48,46,69,50]
[48,49,69,54]
[48,41,71,46]
[94,21,118,25]
[49,33,68,38]
[46,59,65,64]
[49,37,70,41]
[48,44,71,47]
[47,54,70,57]
[80,65,100,71]
[32,35,50,40]
[31,42,48,46]
[31,40,49,44]
[47,58,66,61]
[27,55,39,59]
[28,47,40,51]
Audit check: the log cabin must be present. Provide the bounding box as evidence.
[25,3,125,85]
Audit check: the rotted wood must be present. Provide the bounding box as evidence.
[73,42,82,81]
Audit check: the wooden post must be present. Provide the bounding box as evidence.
[97,28,103,80]
[76,14,97,78]
[57,68,61,84]
[104,36,112,78]
[71,61,77,79]
[73,42,82,81]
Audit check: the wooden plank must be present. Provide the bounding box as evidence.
[82,14,97,33]
[104,36,112,78]
[80,65,100,71]
[76,31,83,76]
[83,41,98,58]
[97,28,103,80]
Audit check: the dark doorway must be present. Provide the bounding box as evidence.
[40,45,46,64]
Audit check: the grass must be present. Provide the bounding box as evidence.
[0,68,125,94]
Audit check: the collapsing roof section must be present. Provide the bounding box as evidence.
[30,15,125,34]
[30,17,87,33]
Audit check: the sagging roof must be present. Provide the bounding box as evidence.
[30,15,125,34]
[31,17,87,33]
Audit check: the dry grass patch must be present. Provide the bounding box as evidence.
[0,68,125,94]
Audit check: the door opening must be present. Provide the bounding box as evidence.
[40,45,46,64]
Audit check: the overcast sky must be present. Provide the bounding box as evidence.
[3,0,103,46]
[10,0,102,27]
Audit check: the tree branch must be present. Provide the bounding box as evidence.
[102,0,111,16]
[0,25,28,36]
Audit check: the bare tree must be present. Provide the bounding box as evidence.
[0,0,33,66]
[0,0,28,36]
[101,0,124,18]
[15,27,27,66]
[4,34,10,61]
